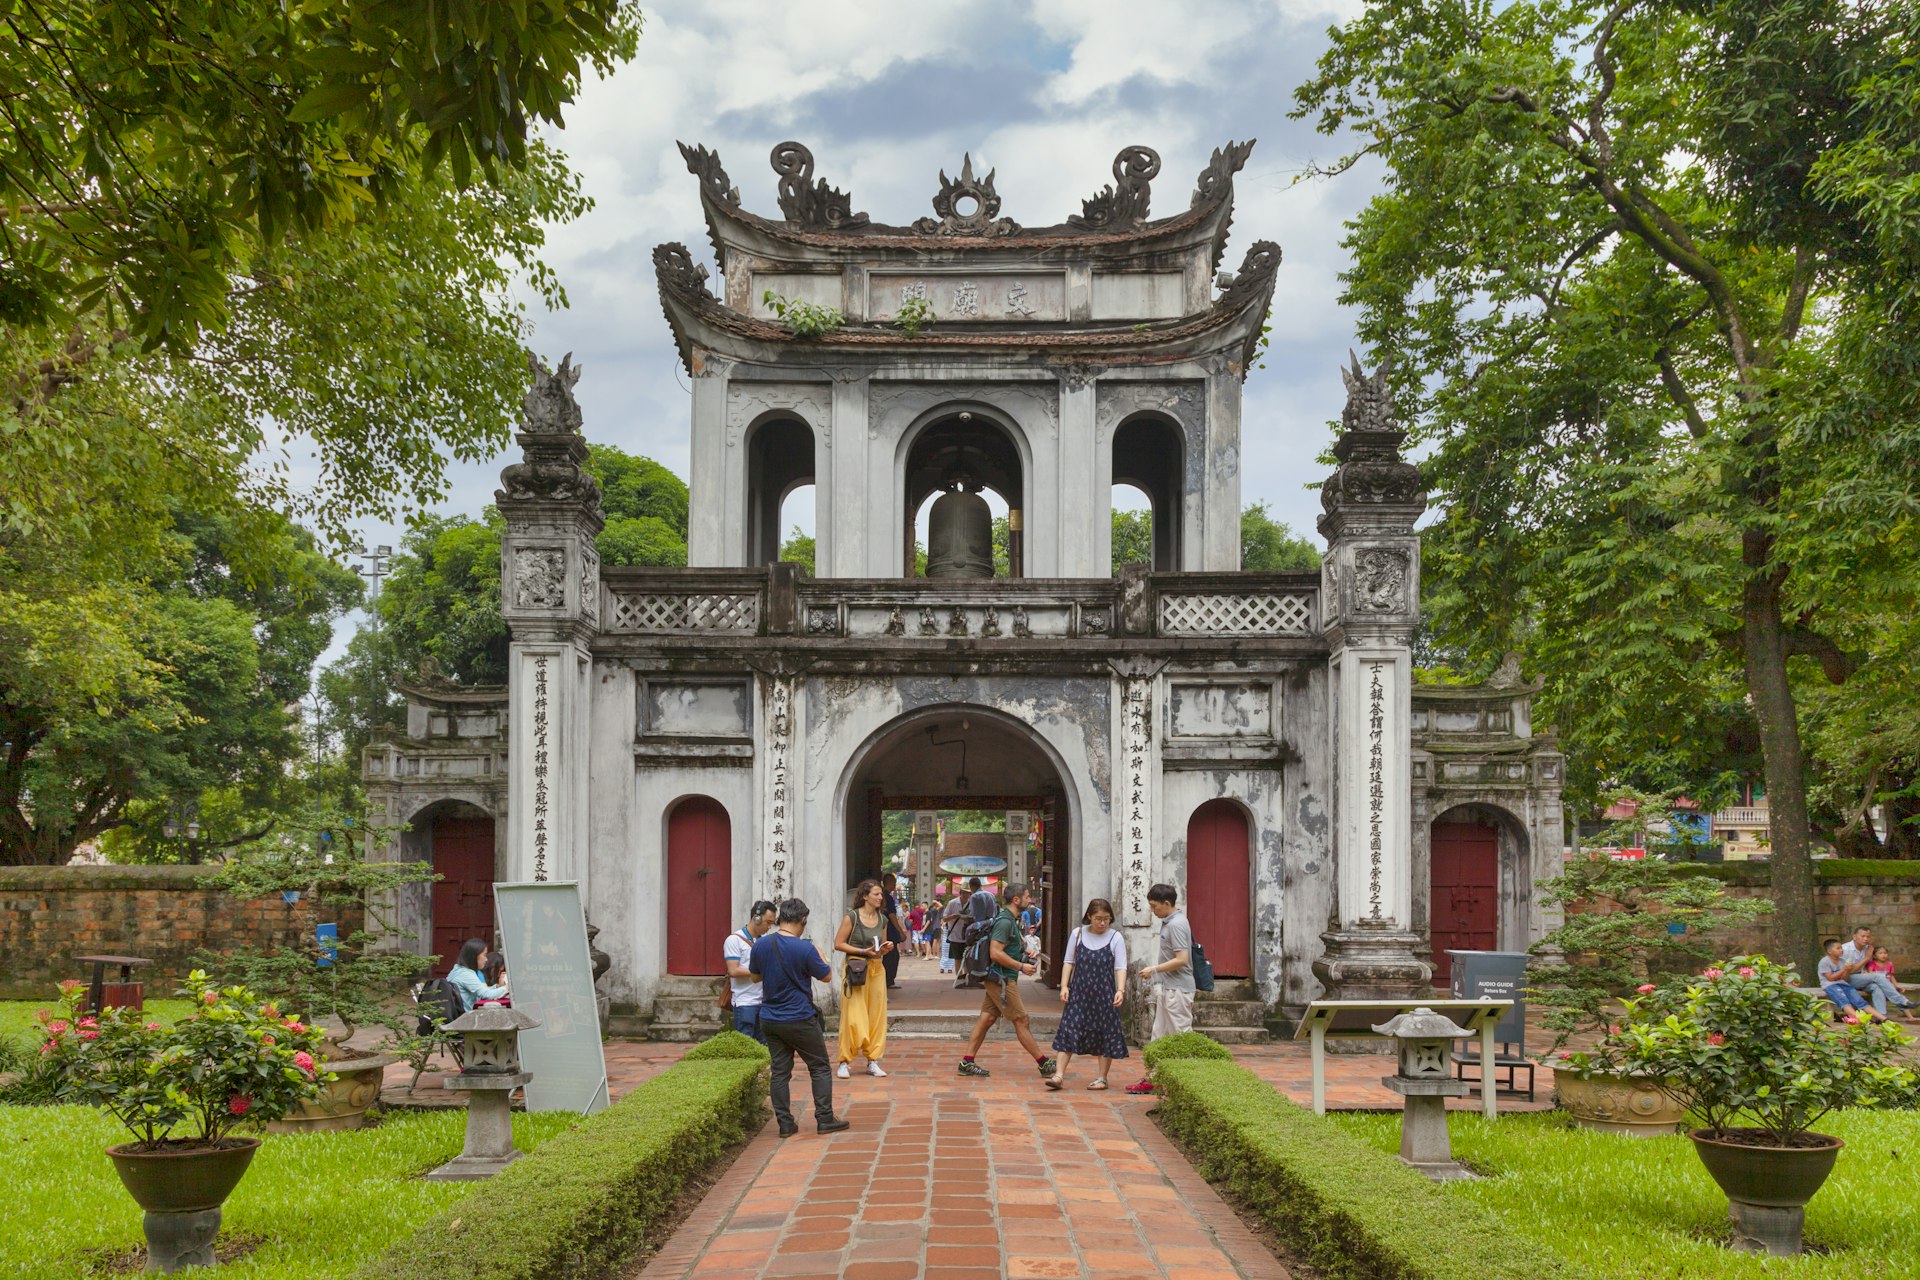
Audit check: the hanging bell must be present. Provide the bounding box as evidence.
[926,481,993,579]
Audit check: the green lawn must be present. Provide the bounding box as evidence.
[1330,1109,1920,1277]
[0,1106,582,1278]
[0,997,196,1046]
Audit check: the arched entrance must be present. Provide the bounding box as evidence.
[839,706,1072,983]
[1185,800,1251,977]
[427,805,497,976]
[667,797,733,975]
[1429,815,1499,986]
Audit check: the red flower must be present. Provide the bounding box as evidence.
[144,1023,162,1031]
[261,1035,275,1047]
[37,1042,54,1056]
[77,1016,97,1028]
[45,1020,69,1036]
[1738,966,1757,978]
[1636,983,1656,994]
[293,1051,316,1075]
[77,1028,99,1041]
[57,979,82,993]
[1843,1013,1861,1026]
[228,1096,252,1116]
[284,1018,306,1033]
[1559,1051,1574,1061]
[1703,968,1725,979]
[1608,1024,1621,1035]
[260,1003,279,1019]
[1706,1033,1726,1046]
[202,991,218,1005]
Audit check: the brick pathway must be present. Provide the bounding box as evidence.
[630,1039,1290,1280]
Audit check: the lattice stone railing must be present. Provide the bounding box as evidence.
[605,590,760,634]
[1157,591,1314,637]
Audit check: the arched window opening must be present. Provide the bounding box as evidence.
[746,417,815,567]
[903,413,1024,578]
[1112,416,1184,571]
[1111,483,1154,570]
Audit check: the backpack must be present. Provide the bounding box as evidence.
[1190,940,1216,993]
[414,978,459,1035]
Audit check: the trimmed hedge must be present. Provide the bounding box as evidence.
[354,1058,766,1280]
[1141,1030,1232,1071]
[1156,1059,1574,1280]
[682,1029,771,1063]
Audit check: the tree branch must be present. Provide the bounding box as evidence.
[1656,348,1709,440]
[1782,628,1860,684]
[1781,244,1816,343]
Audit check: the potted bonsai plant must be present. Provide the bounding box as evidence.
[196,814,435,1131]
[1595,956,1915,1255]
[58,972,330,1273]
[1528,811,1768,1134]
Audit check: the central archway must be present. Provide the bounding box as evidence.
[837,705,1074,983]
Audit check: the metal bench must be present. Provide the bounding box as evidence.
[1295,997,1514,1118]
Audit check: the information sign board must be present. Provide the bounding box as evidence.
[493,881,608,1114]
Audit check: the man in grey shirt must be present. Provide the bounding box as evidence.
[1840,926,1914,1018]
[1127,882,1196,1094]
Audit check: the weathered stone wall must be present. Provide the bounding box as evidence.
[1687,866,1920,963]
[0,865,363,1000]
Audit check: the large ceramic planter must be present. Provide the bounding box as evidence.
[1555,1070,1687,1136]
[1690,1129,1843,1255]
[264,1052,395,1133]
[107,1138,261,1274]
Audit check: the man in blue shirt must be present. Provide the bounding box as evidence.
[748,898,850,1137]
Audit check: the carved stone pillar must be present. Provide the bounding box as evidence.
[497,355,604,886]
[1313,356,1433,1000]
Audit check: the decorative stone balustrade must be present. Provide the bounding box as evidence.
[596,566,1319,641]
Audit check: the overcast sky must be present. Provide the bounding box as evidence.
[329,0,1376,654]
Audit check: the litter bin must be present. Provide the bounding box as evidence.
[76,955,153,1015]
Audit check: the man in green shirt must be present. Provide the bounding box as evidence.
[956,882,1057,1080]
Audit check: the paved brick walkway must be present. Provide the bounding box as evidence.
[630,1039,1290,1280]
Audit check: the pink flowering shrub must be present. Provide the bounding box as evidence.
[1570,955,1916,1145]
[62,972,331,1150]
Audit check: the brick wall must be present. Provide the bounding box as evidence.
[1697,872,1920,963]
[0,865,366,1000]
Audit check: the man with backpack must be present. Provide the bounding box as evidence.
[721,899,778,1043]
[1127,882,1195,1095]
[954,876,997,989]
[956,882,1057,1080]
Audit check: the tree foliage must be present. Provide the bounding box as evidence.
[1297,0,1920,966]
[1240,502,1322,571]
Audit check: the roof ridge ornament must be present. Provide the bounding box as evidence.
[1191,139,1256,209]
[1338,350,1396,436]
[1319,351,1428,526]
[652,243,714,301]
[912,154,1020,237]
[1069,145,1160,230]
[770,141,870,230]
[676,141,739,206]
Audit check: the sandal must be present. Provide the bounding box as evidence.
[1088,1078,1109,1091]
[1044,1077,1064,1091]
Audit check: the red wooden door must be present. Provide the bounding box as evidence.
[430,815,496,976]
[1186,800,1252,978]
[667,798,732,975]
[1430,820,1499,987]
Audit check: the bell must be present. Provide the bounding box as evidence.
[926,482,993,579]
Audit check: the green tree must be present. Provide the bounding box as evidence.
[0,513,360,865]
[1113,510,1154,568]
[779,528,817,576]
[1240,503,1322,571]
[1296,0,1920,967]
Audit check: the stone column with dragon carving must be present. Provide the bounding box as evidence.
[496,355,605,887]
[1312,354,1434,1003]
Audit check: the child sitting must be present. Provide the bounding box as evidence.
[1867,945,1904,992]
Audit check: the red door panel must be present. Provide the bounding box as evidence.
[1429,820,1499,987]
[667,798,732,975]
[430,816,496,976]
[1186,800,1252,978]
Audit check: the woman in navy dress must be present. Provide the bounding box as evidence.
[1046,898,1130,1090]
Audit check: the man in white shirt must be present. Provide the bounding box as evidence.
[722,900,779,1042]
[1840,926,1914,1018]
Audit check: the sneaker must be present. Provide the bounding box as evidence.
[958,1059,991,1077]
[1125,1079,1157,1095]
[867,1062,888,1078]
[836,1062,851,1079]
[817,1116,850,1134]
[1037,1057,1058,1078]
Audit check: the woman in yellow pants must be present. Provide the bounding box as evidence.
[834,879,892,1077]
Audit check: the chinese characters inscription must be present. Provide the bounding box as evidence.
[1365,663,1386,919]
[1122,677,1153,924]
[532,655,551,881]
[763,676,794,899]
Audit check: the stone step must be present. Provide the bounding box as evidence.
[656,975,725,998]
[651,996,726,1027]
[1193,1000,1267,1028]
[1202,1026,1269,1045]
[1199,979,1260,1002]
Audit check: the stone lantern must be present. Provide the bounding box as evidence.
[1372,1007,1475,1181]
[427,1005,541,1180]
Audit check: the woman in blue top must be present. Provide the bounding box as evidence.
[446,937,508,1013]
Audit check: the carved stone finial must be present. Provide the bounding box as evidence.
[1319,352,1426,524]
[522,352,583,436]
[677,141,740,205]
[1191,139,1256,208]
[652,242,714,300]
[770,141,870,230]
[1070,145,1160,230]
[496,354,602,513]
[1486,653,1526,689]
[913,154,1021,237]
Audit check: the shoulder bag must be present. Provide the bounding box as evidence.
[845,912,874,987]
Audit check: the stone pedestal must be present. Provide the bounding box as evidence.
[426,1073,530,1180]
[1728,1201,1805,1256]
[142,1209,221,1274]
[1381,1076,1474,1181]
